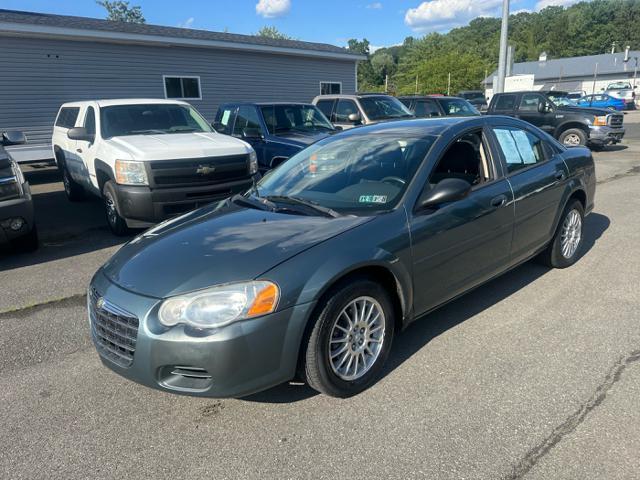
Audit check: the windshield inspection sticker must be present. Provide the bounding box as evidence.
[359,195,387,204]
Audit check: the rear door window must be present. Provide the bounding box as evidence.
[493,127,548,174]
[55,107,80,128]
[493,94,517,112]
[316,99,336,119]
[84,107,96,136]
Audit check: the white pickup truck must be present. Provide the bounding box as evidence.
[52,99,258,235]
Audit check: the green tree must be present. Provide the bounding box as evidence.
[256,26,291,40]
[96,1,145,23]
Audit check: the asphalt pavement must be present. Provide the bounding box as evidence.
[1,113,640,479]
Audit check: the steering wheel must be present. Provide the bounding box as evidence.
[381,176,406,187]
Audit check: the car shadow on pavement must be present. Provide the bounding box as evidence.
[245,212,610,404]
[602,145,628,152]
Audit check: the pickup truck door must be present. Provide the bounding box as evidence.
[232,105,267,169]
[490,124,569,266]
[515,93,555,133]
[73,105,99,192]
[409,127,515,316]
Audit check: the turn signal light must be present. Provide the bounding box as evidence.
[593,116,607,126]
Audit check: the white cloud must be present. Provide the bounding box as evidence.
[367,2,383,9]
[177,17,194,28]
[256,0,291,18]
[404,0,502,32]
[535,0,584,9]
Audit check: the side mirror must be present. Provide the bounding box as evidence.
[347,112,362,123]
[67,127,95,143]
[416,178,471,210]
[2,130,27,146]
[242,127,264,140]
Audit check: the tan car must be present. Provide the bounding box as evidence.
[312,93,414,129]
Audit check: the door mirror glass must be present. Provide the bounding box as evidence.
[67,127,95,143]
[242,127,263,139]
[417,178,471,210]
[347,112,361,123]
[1,130,27,146]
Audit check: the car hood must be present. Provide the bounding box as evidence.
[556,105,612,116]
[102,202,372,298]
[274,130,332,148]
[107,132,252,160]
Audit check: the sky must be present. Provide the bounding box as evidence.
[0,0,588,49]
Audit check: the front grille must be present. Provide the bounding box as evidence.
[148,155,249,188]
[608,114,624,127]
[89,288,139,368]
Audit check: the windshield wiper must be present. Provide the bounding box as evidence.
[168,127,199,133]
[129,129,168,135]
[265,195,340,218]
[231,194,275,212]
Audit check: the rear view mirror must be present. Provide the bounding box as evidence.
[348,112,362,123]
[67,127,95,143]
[242,127,264,140]
[2,130,27,146]
[416,178,471,210]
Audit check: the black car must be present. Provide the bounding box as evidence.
[487,91,625,148]
[0,131,37,252]
[213,103,336,172]
[89,115,594,398]
[398,95,481,118]
[457,90,488,111]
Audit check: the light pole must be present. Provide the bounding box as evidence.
[496,0,510,93]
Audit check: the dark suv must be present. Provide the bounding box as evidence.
[214,103,336,172]
[0,131,37,252]
[487,91,625,148]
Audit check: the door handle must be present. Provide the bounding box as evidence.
[554,170,566,180]
[76,148,83,153]
[490,194,507,207]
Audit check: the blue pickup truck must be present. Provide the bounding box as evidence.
[213,103,337,172]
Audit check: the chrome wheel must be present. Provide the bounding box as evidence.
[329,296,385,381]
[105,193,118,227]
[560,209,582,259]
[563,133,582,146]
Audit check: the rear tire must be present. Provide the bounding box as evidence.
[558,128,587,147]
[538,200,584,268]
[302,278,395,397]
[61,162,84,202]
[103,181,131,236]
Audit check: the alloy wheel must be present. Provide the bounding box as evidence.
[105,193,118,227]
[560,209,582,258]
[563,133,582,146]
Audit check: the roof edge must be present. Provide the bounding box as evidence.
[0,21,367,61]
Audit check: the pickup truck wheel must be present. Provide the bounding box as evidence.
[559,128,587,147]
[103,181,131,236]
[302,279,395,397]
[61,164,84,201]
[538,200,584,268]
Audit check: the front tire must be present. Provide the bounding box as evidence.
[61,163,84,201]
[103,181,131,236]
[538,200,584,268]
[303,278,395,397]
[558,128,587,147]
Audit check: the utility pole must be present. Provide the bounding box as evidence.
[447,72,451,96]
[415,74,419,95]
[591,63,599,100]
[496,0,510,94]
[385,74,388,93]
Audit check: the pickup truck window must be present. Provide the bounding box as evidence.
[260,105,334,134]
[84,107,96,136]
[493,94,516,111]
[55,107,80,128]
[316,99,335,119]
[493,127,547,173]
[358,96,413,121]
[215,107,235,135]
[100,104,212,138]
[233,106,262,137]
[414,100,441,117]
[519,93,544,111]
[334,100,359,123]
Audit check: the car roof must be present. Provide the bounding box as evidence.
[221,102,316,107]
[59,98,191,108]
[398,95,465,101]
[335,116,473,137]
[313,93,396,100]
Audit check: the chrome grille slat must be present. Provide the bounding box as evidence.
[89,288,139,368]
[608,114,624,127]
[148,155,250,188]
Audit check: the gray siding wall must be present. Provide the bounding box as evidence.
[0,36,357,150]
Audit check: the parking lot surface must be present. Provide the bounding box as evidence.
[1,113,640,479]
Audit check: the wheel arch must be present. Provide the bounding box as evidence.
[94,159,114,193]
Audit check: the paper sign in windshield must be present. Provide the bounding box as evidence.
[359,195,387,204]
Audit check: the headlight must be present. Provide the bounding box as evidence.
[249,150,258,175]
[593,115,607,126]
[158,281,279,329]
[115,159,148,185]
[11,162,25,185]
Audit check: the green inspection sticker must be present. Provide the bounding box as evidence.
[359,195,388,204]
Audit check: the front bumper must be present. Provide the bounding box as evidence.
[0,182,35,245]
[89,271,314,398]
[588,125,625,145]
[114,178,253,225]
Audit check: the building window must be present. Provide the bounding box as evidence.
[320,82,342,95]
[163,76,201,100]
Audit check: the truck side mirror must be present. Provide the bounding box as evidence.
[67,127,95,143]
[348,112,362,124]
[242,127,264,140]
[1,131,27,146]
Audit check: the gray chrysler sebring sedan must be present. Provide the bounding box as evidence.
[89,116,595,398]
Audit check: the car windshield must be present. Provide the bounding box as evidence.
[100,104,212,138]
[255,130,436,215]
[358,96,414,121]
[607,82,631,89]
[460,92,485,102]
[438,98,480,116]
[553,97,578,106]
[260,105,335,134]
